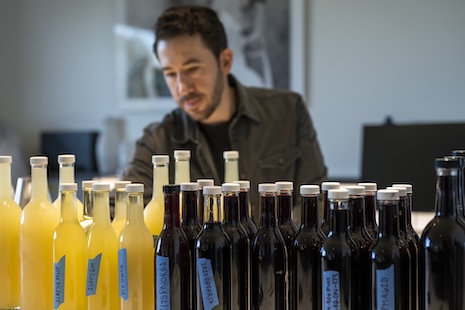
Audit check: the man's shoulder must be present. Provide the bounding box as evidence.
[243,85,304,106]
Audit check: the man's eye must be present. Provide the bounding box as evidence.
[187,67,199,73]
[164,72,176,79]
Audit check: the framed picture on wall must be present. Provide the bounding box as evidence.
[114,0,307,111]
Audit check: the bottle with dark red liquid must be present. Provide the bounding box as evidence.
[196,179,214,226]
[234,180,257,240]
[252,183,288,309]
[421,157,465,309]
[155,184,192,309]
[320,182,340,237]
[292,184,324,309]
[196,185,231,309]
[221,183,250,309]
[358,182,379,239]
[320,189,352,309]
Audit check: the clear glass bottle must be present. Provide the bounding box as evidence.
[197,179,214,226]
[320,181,340,237]
[111,180,131,238]
[223,150,239,183]
[358,182,379,239]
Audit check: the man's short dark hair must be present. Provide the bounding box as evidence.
[153,5,228,60]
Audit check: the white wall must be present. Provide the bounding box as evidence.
[1,0,464,178]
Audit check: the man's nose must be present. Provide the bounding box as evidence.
[176,72,193,95]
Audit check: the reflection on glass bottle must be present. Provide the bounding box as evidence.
[320,182,340,237]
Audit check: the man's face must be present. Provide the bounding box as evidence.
[157,34,228,122]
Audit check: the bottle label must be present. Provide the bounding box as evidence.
[86,253,102,296]
[54,255,66,309]
[197,258,219,310]
[323,270,341,309]
[156,256,171,310]
[376,265,395,309]
[118,248,129,301]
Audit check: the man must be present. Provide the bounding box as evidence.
[119,5,327,225]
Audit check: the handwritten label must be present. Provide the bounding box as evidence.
[86,253,102,296]
[377,265,395,310]
[54,255,66,309]
[197,258,219,310]
[156,256,170,310]
[118,248,129,301]
[323,270,341,310]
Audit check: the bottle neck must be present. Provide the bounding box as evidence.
[92,189,111,225]
[127,191,145,225]
[224,159,239,183]
[323,191,330,222]
[349,195,367,231]
[60,189,79,223]
[113,189,127,221]
[259,193,277,227]
[182,190,199,224]
[277,191,293,224]
[164,192,181,228]
[153,164,169,200]
[238,190,252,221]
[83,188,93,217]
[223,192,240,224]
[405,193,414,228]
[397,197,408,232]
[301,194,319,227]
[435,167,459,217]
[457,166,464,213]
[175,159,190,184]
[58,163,75,185]
[329,199,349,235]
[0,162,12,199]
[31,163,49,201]
[203,193,222,224]
[364,192,377,226]
[378,200,400,238]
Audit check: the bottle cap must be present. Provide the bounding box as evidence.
[163,184,181,194]
[377,189,399,200]
[223,150,239,160]
[392,183,412,194]
[233,180,250,190]
[203,185,222,195]
[358,182,377,191]
[321,181,340,191]
[82,180,97,189]
[59,183,77,191]
[444,155,465,167]
[435,157,459,168]
[114,180,131,189]
[197,179,214,187]
[174,150,191,159]
[275,181,293,190]
[126,183,144,193]
[222,182,240,192]
[57,154,75,164]
[258,183,277,193]
[328,189,349,199]
[346,185,366,196]
[300,184,320,195]
[30,156,48,165]
[92,183,110,191]
[452,150,465,157]
[0,155,12,164]
[181,182,198,191]
[152,155,170,164]
[387,186,407,197]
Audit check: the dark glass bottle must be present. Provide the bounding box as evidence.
[346,185,373,310]
[252,183,288,309]
[196,179,214,226]
[196,185,231,310]
[292,184,324,310]
[320,189,352,309]
[180,182,201,310]
[234,180,257,240]
[320,181,340,237]
[221,183,250,309]
[447,154,465,224]
[358,182,379,239]
[155,185,192,309]
[370,189,410,309]
[421,157,465,309]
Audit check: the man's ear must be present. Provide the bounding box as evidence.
[220,48,233,74]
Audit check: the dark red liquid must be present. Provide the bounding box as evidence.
[364,193,379,239]
[320,191,330,236]
[238,190,257,240]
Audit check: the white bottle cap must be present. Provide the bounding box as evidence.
[387,186,407,197]
[223,150,239,160]
[181,182,198,191]
[328,189,349,200]
[126,183,144,193]
[197,179,214,187]
[321,181,340,191]
[152,155,170,164]
[59,183,77,191]
[346,185,366,196]
[275,181,293,190]
[258,183,277,193]
[377,189,399,200]
[222,182,240,192]
[82,180,97,189]
[58,154,75,164]
[114,180,131,189]
[300,184,320,195]
[233,180,250,190]
[358,182,377,191]
[30,156,48,165]
[92,182,110,191]
[392,183,413,194]
[174,150,191,159]
[0,155,12,164]
[203,185,222,195]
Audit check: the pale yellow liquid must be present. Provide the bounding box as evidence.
[53,164,84,221]
[144,163,169,242]
[53,189,87,309]
[224,159,239,183]
[80,186,94,234]
[111,189,128,238]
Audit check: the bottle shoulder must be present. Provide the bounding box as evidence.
[422,216,465,246]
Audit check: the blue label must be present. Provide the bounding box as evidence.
[86,253,102,296]
[54,255,66,309]
[197,258,219,310]
[377,265,395,310]
[118,248,129,301]
[156,256,171,310]
[323,270,341,310]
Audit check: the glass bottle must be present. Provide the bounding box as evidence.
[0,155,21,309]
[52,183,87,309]
[358,182,379,239]
[119,183,154,310]
[20,156,60,309]
[144,155,169,245]
[175,150,191,222]
[196,185,232,310]
[320,188,352,310]
[421,157,465,309]
[86,182,119,310]
[233,179,257,240]
[320,181,340,236]
[221,182,250,309]
[452,150,465,220]
[446,154,465,224]
[252,183,288,309]
[197,178,214,226]
[292,184,324,309]
[111,180,131,238]
[80,179,97,233]
[223,150,239,183]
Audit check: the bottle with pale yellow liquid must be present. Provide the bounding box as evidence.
[53,154,84,221]
[224,150,240,183]
[0,155,21,309]
[144,155,169,245]
[80,180,97,234]
[52,183,87,310]
[111,180,131,238]
[175,150,191,218]
[86,182,119,310]
[119,183,154,309]
[20,156,60,309]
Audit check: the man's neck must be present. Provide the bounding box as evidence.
[201,84,236,125]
